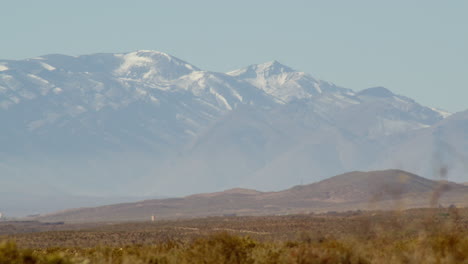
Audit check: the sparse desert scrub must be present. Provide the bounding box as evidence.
[0,208,467,263]
[2,231,467,264]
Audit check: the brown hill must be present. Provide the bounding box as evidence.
[271,170,459,202]
[36,170,468,223]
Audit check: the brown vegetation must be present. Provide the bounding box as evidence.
[0,208,467,263]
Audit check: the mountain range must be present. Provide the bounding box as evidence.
[0,50,466,216]
[35,170,468,223]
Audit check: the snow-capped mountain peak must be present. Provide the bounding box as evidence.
[114,50,200,81]
[228,61,352,103]
[227,60,295,79]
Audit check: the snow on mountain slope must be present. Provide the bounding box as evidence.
[0,64,8,72]
[326,87,444,138]
[0,50,459,204]
[114,50,200,84]
[0,51,279,155]
[227,63,445,137]
[227,60,352,103]
[430,107,452,118]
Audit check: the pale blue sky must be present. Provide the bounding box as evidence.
[1,0,466,112]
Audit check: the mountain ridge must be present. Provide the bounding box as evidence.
[34,170,468,223]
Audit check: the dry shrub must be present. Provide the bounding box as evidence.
[0,241,72,264]
[184,232,257,264]
[1,209,467,263]
[0,241,36,264]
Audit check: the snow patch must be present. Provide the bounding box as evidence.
[40,62,56,71]
[143,68,157,79]
[232,89,243,102]
[185,64,195,71]
[115,52,153,75]
[135,50,170,58]
[136,88,147,96]
[53,87,63,94]
[150,96,159,104]
[188,71,206,81]
[226,68,247,76]
[211,89,232,110]
[27,74,49,84]
[430,107,452,118]
[314,83,322,93]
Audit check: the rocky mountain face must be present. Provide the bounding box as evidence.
[0,50,466,216]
